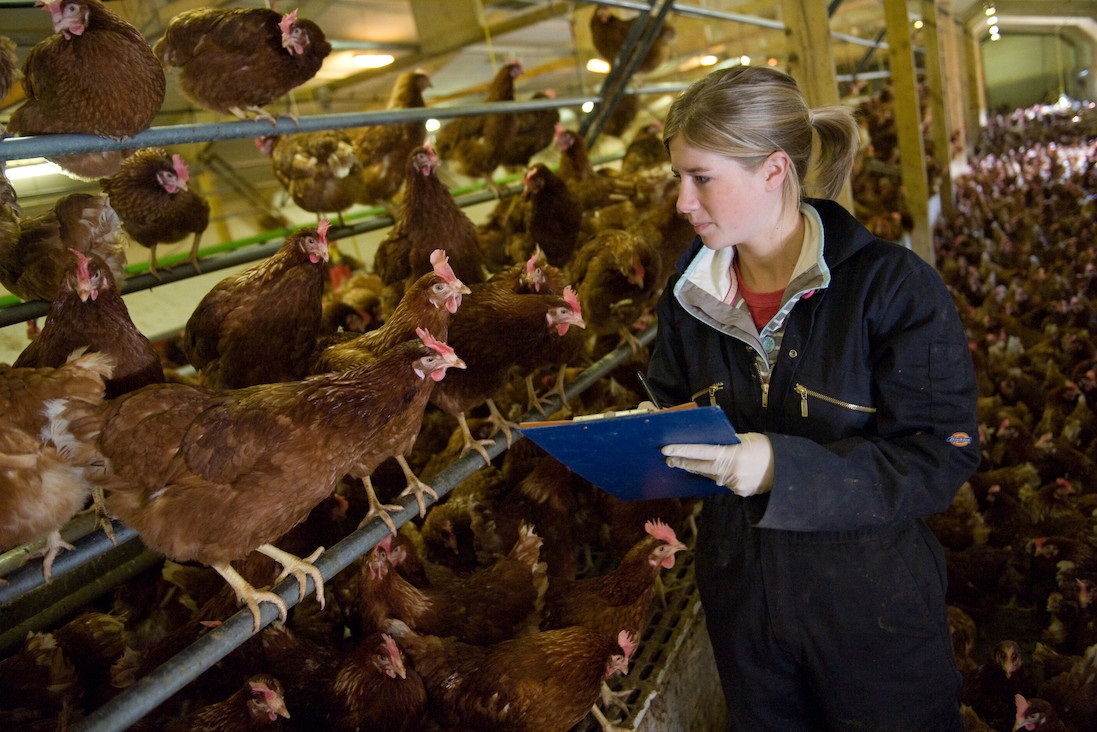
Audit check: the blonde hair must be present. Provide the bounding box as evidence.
[663,65,858,202]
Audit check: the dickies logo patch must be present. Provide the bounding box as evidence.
[947,432,972,447]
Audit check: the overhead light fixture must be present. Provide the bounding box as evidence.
[985,5,997,16]
[767,57,779,67]
[913,20,924,30]
[586,58,611,74]
[4,159,64,181]
[699,55,718,67]
[425,118,441,133]
[987,15,998,25]
[739,55,751,66]
[582,101,596,113]
[352,52,394,69]
[990,25,999,34]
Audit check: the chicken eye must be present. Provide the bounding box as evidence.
[64,2,80,16]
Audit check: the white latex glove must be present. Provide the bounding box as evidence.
[662,432,775,497]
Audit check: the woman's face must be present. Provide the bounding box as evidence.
[668,137,774,251]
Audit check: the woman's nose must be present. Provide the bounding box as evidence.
[677,187,696,215]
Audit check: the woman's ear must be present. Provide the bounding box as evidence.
[761,151,791,192]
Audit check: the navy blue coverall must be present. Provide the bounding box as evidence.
[645,199,980,731]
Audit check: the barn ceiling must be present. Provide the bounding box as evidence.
[0,0,1092,217]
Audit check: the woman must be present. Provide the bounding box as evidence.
[646,65,979,730]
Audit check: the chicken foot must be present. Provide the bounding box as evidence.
[456,412,495,465]
[484,398,519,447]
[26,530,74,584]
[394,454,438,517]
[213,561,288,632]
[357,475,405,534]
[588,696,632,732]
[187,230,204,273]
[257,543,326,610]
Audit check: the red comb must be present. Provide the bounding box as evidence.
[430,249,458,283]
[316,218,331,242]
[416,327,456,359]
[69,248,92,281]
[563,285,581,315]
[171,154,189,184]
[644,519,677,545]
[278,9,297,36]
[381,633,400,659]
[525,251,539,273]
[618,630,637,659]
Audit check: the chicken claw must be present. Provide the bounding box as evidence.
[485,398,519,447]
[257,543,325,609]
[395,454,438,517]
[354,475,405,534]
[213,562,288,632]
[28,530,75,583]
[456,412,494,465]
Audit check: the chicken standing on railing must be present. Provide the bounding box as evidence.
[92,331,465,630]
[257,131,365,227]
[433,60,523,195]
[153,7,330,123]
[7,0,166,180]
[351,69,432,214]
[99,149,211,278]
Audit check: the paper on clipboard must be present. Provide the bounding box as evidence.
[518,404,739,501]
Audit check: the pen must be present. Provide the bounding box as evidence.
[636,371,662,409]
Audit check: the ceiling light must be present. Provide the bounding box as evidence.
[586,58,611,74]
[767,57,779,67]
[582,101,595,113]
[739,55,751,66]
[425,119,441,133]
[913,20,924,29]
[990,25,999,34]
[987,15,998,25]
[985,6,997,16]
[352,53,394,69]
[700,55,718,67]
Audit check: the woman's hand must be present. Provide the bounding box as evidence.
[662,432,774,496]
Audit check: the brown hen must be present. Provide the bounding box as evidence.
[182,221,330,390]
[357,524,546,644]
[95,332,464,630]
[0,34,18,101]
[433,60,523,193]
[540,519,687,642]
[568,226,663,354]
[309,253,469,527]
[0,192,128,306]
[385,618,635,732]
[153,7,330,121]
[14,250,163,399]
[99,148,211,278]
[164,674,289,732]
[258,131,365,226]
[428,281,585,461]
[590,5,676,73]
[0,349,114,581]
[373,146,485,318]
[8,0,166,179]
[351,69,432,212]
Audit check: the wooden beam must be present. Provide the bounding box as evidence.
[883,0,933,263]
[921,0,955,220]
[781,0,854,213]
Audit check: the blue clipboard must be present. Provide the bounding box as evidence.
[518,404,739,501]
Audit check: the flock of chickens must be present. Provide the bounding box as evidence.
[931,104,1097,732]
[0,3,706,730]
[3,2,1094,731]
